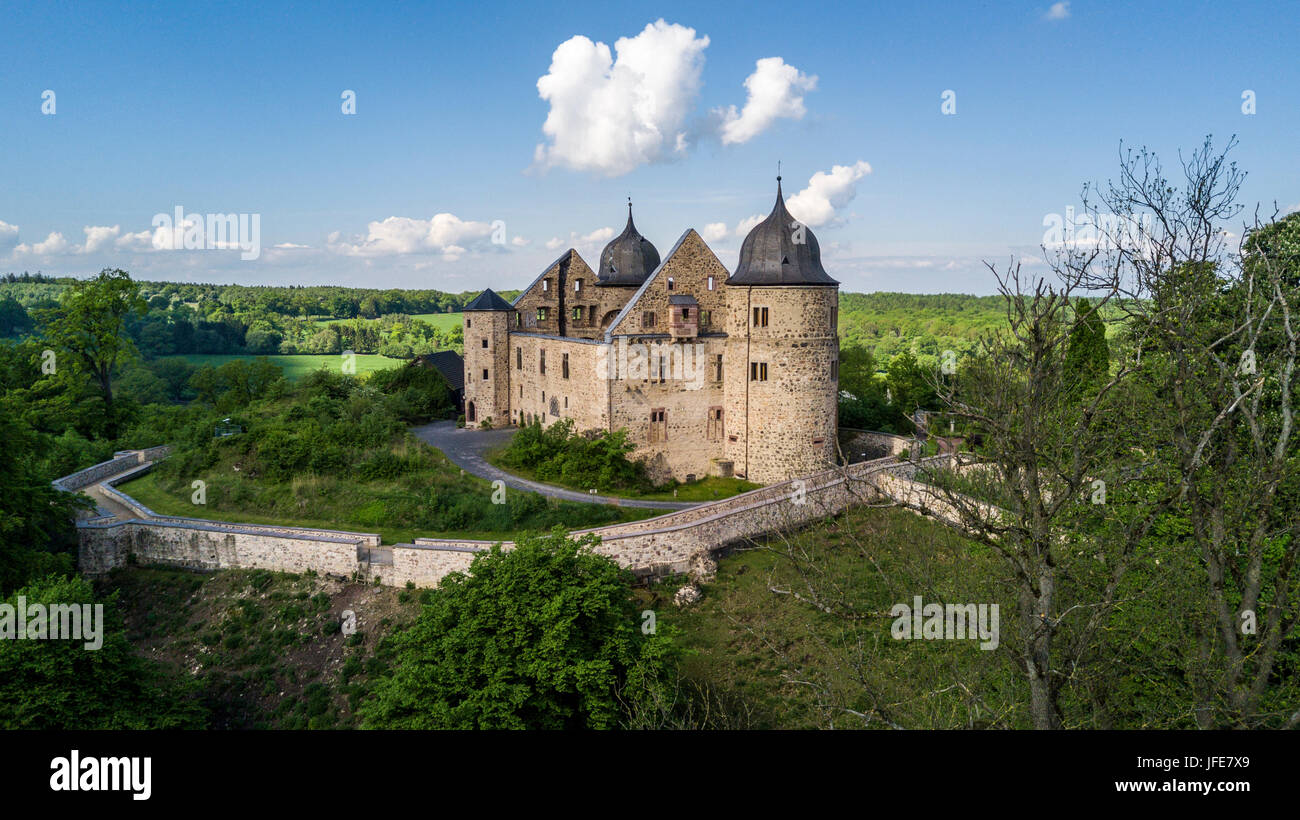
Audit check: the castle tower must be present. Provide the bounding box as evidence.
[723,177,840,482]
[461,288,513,426]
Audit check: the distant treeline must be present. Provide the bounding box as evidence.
[0,277,524,359]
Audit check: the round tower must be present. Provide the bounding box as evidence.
[461,288,513,427]
[723,176,840,482]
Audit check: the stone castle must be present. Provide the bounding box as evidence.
[461,177,840,485]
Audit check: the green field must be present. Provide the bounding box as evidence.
[312,312,462,331]
[162,353,406,381]
[409,312,462,331]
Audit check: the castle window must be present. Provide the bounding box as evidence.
[549,397,560,417]
[831,305,838,330]
[753,307,769,327]
[831,357,839,380]
[481,338,488,348]
[562,353,570,379]
[542,278,549,292]
[516,347,522,369]
[728,434,738,443]
[713,354,723,382]
[642,311,656,328]
[482,369,489,380]
[750,362,768,381]
[681,307,690,319]
[707,407,724,441]
[700,309,711,327]
[466,318,472,329]
[812,437,825,447]
[540,350,546,375]
[515,312,522,327]
[648,409,667,443]
[519,384,522,397]
[572,306,582,322]
[537,307,548,322]
[666,277,675,290]
[564,396,568,409]
[574,279,582,292]
[707,275,715,290]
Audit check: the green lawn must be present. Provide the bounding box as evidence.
[311,312,462,332]
[409,312,462,331]
[484,445,761,501]
[163,353,405,382]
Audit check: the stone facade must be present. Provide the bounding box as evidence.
[468,221,841,485]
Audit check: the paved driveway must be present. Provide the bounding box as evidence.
[410,421,696,511]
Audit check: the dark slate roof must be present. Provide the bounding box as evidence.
[668,294,698,305]
[597,203,661,286]
[464,288,514,311]
[728,178,839,287]
[414,350,464,392]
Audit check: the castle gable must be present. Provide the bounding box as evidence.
[605,229,730,340]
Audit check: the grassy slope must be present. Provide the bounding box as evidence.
[484,445,762,502]
[645,504,1022,729]
[121,435,661,544]
[100,566,423,729]
[160,353,405,381]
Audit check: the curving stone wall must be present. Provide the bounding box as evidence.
[66,448,955,589]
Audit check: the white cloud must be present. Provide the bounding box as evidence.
[0,220,19,249]
[511,236,530,247]
[545,237,564,251]
[115,230,155,251]
[732,214,762,237]
[15,231,69,256]
[272,242,311,249]
[716,57,817,145]
[785,161,873,227]
[533,20,709,177]
[544,227,616,254]
[700,222,728,242]
[78,225,121,254]
[328,213,495,257]
[1045,2,1070,20]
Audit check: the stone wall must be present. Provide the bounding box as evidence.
[510,333,609,432]
[724,285,839,482]
[68,448,956,592]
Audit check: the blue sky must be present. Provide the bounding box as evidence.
[1,0,1297,294]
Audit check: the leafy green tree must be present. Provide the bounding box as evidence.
[1063,299,1109,395]
[360,530,678,729]
[0,574,206,728]
[34,268,147,436]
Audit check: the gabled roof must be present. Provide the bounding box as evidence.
[464,289,514,311]
[414,350,464,392]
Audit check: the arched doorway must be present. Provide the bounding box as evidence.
[467,401,476,423]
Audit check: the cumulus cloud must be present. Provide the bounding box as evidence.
[734,214,764,237]
[0,220,19,252]
[785,161,873,227]
[700,222,728,242]
[78,225,121,254]
[544,226,616,253]
[15,231,69,256]
[328,213,496,257]
[716,57,817,145]
[533,20,709,177]
[1044,2,1070,20]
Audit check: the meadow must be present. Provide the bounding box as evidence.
[160,353,405,382]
